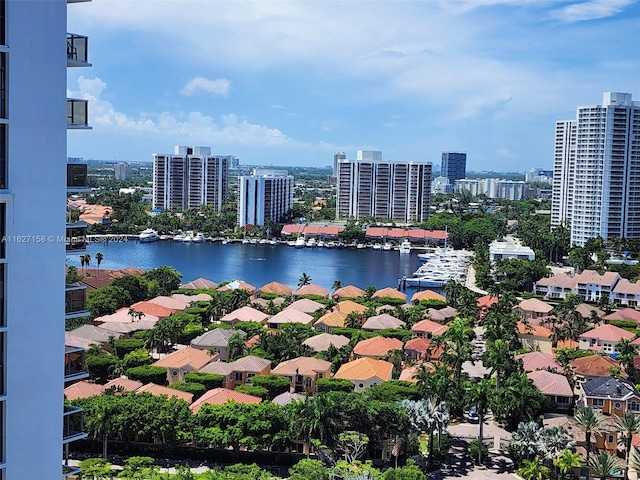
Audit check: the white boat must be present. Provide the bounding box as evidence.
[372,243,382,250]
[383,243,392,251]
[173,233,185,242]
[294,237,305,248]
[305,238,317,248]
[259,239,268,245]
[249,238,258,245]
[317,240,325,248]
[192,233,205,243]
[159,235,171,241]
[269,238,278,245]
[139,228,159,243]
[183,232,193,243]
[399,240,411,255]
[356,243,366,249]
[222,238,229,245]
[242,238,250,244]
[326,241,336,249]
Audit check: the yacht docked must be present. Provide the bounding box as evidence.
[139,228,159,243]
[399,240,411,255]
[192,233,205,243]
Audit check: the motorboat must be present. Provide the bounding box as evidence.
[249,238,258,245]
[337,242,346,249]
[139,228,159,243]
[383,243,392,251]
[305,238,317,248]
[356,243,366,249]
[242,238,250,244]
[192,233,205,243]
[317,240,325,248]
[269,238,278,245]
[259,238,268,245]
[182,232,194,243]
[372,243,382,250]
[222,238,229,245]
[173,233,185,242]
[399,240,411,255]
[294,237,305,249]
[325,241,336,249]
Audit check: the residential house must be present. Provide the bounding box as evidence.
[362,313,406,332]
[611,279,640,306]
[136,383,194,404]
[302,333,350,352]
[333,285,366,300]
[258,281,293,297]
[534,273,578,299]
[514,298,554,319]
[516,322,553,354]
[267,309,313,329]
[220,306,269,325]
[412,319,449,339]
[190,388,262,413]
[427,307,458,323]
[476,294,498,319]
[527,370,573,410]
[515,352,561,373]
[180,277,218,290]
[285,298,326,315]
[93,307,160,327]
[148,295,190,312]
[313,310,348,333]
[399,362,435,382]
[410,290,446,305]
[293,284,330,299]
[68,325,123,345]
[129,301,176,320]
[353,336,403,360]
[372,288,407,303]
[252,297,285,310]
[603,308,640,325]
[574,270,621,302]
[216,280,256,294]
[576,303,605,321]
[271,357,332,394]
[334,357,394,392]
[199,355,271,390]
[272,392,305,405]
[334,300,368,316]
[190,328,246,361]
[64,381,104,401]
[151,346,216,384]
[570,355,624,383]
[578,324,635,354]
[581,376,640,416]
[171,293,212,304]
[103,377,143,394]
[404,337,441,362]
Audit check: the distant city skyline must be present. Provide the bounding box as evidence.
[66,1,639,171]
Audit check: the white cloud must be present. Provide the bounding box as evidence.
[69,76,302,147]
[180,77,231,97]
[551,0,635,22]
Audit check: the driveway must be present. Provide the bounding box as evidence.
[430,439,516,480]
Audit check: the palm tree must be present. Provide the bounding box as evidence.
[467,379,492,465]
[588,451,623,480]
[575,407,609,480]
[517,457,550,480]
[613,410,640,480]
[511,421,541,462]
[85,254,91,272]
[617,338,637,382]
[227,332,248,361]
[554,449,582,480]
[332,280,343,292]
[298,272,312,288]
[536,425,575,476]
[345,311,362,329]
[95,252,104,277]
[79,254,87,274]
[443,280,464,308]
[438,316,475,382]
[384,349,406,380]
[483,339,516,389]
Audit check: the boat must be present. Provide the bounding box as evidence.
[305,238,317,248]
[249,238,258,245]
[269,238,278,245]
[173,233,185,242]
[294,237,305,249]
[222,238,229,245]
[382,243,392,251]
[182,232,193,243]
[139,228,159,243]
[325,241,336,249]
[337,242,346,249]
[259,239,268,245]
[242,238,250,244]
[192,233,205,243]
[372,243,382,250]
[399,240,411,255]
[356,243,366,249]
[317,240,325,248]
[159,234,172,241]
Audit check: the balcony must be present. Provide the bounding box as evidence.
[67,99,90,129]
[65,346,88,383]
[67,34,91,67]
[66,222,88,253]
[67,163,89,193]
[65,284,89,319]
[63,405,87,444]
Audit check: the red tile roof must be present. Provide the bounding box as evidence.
[372,287,406,301]
[190,388,262,413]
[604,308,640,324]
[353,336,403,358]
[412,319,449,336]
[477,295,499,309]
[136,383,194,403]
[64,381,104,401]
[527,370,573,397]
[579,324,635,342]
[570,355,622,377]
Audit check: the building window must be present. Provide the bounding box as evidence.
[0,125,5,189]
[614,402,622,410]
[235,372,243,382]
[0,53,5,119]
[591,398,604,407]
[608,434,615,444]
[246,373,255,384]
[630,401,640,412]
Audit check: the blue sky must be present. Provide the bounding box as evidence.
[67,0,640,171]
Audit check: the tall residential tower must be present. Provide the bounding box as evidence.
[238,169,294,227]
[152,146,230,211]
[552,92,640,246]
[336,151,432,223]
[441,152,466,184]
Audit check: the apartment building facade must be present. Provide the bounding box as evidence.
[237,169,294,227]
[441,152,466,184]
[336,151,432,223]
[552,92,640,246]
[152,146,230,211]
[2,1,91,478]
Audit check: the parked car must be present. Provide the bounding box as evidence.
[464,406,479,423]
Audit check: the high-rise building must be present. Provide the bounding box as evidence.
[552,92,640,246]
[525,168,553,184]
[551,120,576,226]
[115,162,133,180]
[333,152,346,175]
[441,152,467,184]
[152,146,230,211]
[336,152,432,223]
[238,169,294,227]
[2,1,91,478]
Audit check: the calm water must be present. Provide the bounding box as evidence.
[67,240,425,291]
